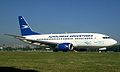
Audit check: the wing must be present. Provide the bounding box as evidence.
[4,34,57,47]
[21,38,57,47]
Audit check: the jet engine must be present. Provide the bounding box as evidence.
[54,43,73,52]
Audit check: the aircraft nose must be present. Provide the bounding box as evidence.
[112,39,117,45]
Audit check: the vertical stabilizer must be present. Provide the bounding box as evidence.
[18,16,40,36]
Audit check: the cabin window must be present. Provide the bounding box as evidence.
[103,37,110,39]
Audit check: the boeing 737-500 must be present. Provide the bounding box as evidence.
[5,16,117,52]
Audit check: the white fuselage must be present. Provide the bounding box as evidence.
[23,33,117,47]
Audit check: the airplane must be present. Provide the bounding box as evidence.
[5,16,117,52]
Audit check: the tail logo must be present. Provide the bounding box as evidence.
[22,25,29,29]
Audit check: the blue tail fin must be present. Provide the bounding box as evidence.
[18,16,40,36]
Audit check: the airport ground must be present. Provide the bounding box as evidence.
[0,51,119,72]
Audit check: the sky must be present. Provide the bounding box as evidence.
[0,0,120,45]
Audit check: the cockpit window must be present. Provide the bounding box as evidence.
[103,37,111,39]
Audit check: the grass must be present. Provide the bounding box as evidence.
[0,51,119,72]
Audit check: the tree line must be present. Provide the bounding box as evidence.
[0,45,120,52]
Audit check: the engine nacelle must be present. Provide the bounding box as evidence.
[56,43,73,51]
